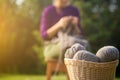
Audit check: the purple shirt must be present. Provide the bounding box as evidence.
[40,5,83,40]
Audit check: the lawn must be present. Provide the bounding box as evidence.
[0,75,119,80]
[0,75,66,80]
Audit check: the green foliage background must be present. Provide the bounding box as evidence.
[0,0,120,76]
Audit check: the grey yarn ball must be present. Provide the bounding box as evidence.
[65,43,86,59]
[71,43,86,53]
[73,50,100,62]
[96,46,119,62]
[65,48,74,59]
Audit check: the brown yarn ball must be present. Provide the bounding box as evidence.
[96,46,119,62]
[65,43,86,59]
[73,50,100,62]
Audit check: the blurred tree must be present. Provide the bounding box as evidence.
[73,0,120,77]
[72,0,120,51]
[0,0,45,74]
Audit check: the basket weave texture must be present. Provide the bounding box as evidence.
[64,59,119,80]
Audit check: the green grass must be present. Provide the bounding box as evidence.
[0,75,119,80]
[0,75,66,80]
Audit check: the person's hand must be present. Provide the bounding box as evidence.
[58,16,73,29]
[72,17,79,26]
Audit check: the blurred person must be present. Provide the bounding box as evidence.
[40,0,84,61]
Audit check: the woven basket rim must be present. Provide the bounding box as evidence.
[64,58,119,65]
[64,58,118,80]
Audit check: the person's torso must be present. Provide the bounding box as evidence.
[47,5,79,28]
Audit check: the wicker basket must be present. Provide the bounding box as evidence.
[64,59,119,80]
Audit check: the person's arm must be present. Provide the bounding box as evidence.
[72,17,81,34]
[40,7,61,40]
[40,8,50,40]
[40,7,73,40]
[72,8,83,35]
[46,22,61,39]
[47,16,73,39]
[76,9,83,35]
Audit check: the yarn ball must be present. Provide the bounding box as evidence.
[71,43,86,53]
[96,46,119,62]
[65,43,86,59]
[73,50,100,62]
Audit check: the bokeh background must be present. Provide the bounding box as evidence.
[0,0,120,77]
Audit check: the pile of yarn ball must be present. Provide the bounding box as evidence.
[65,43,119,62]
